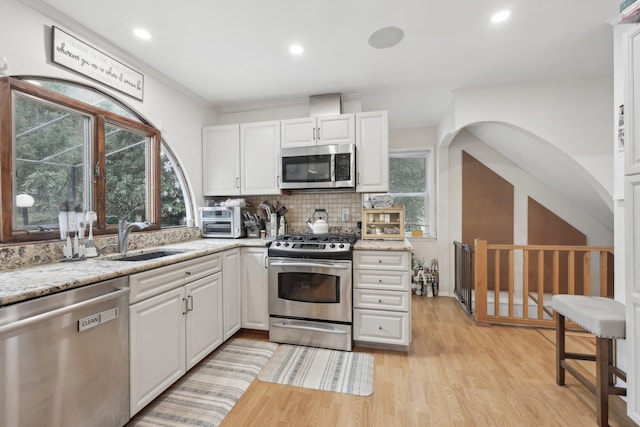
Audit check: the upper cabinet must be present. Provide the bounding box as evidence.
[202,125,240,195]
[281,114,355,148]
[240,121,280,194]
[202,121,280,196]
[626,26,640,176]
[356,111,389,193]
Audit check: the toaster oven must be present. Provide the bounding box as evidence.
[199,206,247,238]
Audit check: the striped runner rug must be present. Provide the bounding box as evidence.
[257,344,375,396]
[128,338,278,427]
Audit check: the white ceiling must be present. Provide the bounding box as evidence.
[22,0,619,129]
[19,0,619,231]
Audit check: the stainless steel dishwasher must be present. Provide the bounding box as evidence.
[0,276,130,427]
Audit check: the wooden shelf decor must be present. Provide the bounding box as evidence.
[362,207,405,240]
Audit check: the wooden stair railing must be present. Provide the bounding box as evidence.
[473,239,614,327]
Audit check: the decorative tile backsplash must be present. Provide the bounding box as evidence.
[227,192,364,233]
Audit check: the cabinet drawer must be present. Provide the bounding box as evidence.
[354,269,410,291]
[354,308,409,346]
[354,288,409,312]
[354,250,409,270]
[130,253,221,304]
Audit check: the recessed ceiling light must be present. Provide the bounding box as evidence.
[133,28,152,40]
[491,10,511,23]
[289,44,304,55]
[368,26,404,49]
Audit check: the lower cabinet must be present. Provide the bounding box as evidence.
[222,248,242,340]
[241,247,269,330]
[353,249,411,350]
[129,253,223,417]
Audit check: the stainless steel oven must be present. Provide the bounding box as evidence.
[267,234,356,351]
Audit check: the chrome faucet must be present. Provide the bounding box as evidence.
[118,219,150,253]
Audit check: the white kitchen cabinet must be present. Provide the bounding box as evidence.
[241,247,269,330]
[624,25,640,425]
[240,121,280,195]
[280,114,354,148]
[626,27,640,176]
[355,111,389,192]
[202,121,280,196]
[222,248,242,340]
[129,253,223,416]
[202,125,241,195]
[626,174,640,423]
[353,249,411,350]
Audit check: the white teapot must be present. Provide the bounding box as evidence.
[306,209,329,234]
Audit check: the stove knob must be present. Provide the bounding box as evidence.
[275,242,281,247]
[338,243,345,248]
[330,243,336,248]
[284,242,290,247]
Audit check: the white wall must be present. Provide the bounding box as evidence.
[1,0,218,211]
[453,78,614,196]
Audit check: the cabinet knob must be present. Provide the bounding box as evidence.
[185,271,191,276]
[378,279,382,283]
[378,326,382,330]
[378,260,382,263]
[378,299,382,303]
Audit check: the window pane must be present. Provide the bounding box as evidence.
[32,79,139,121]
[389,157,426,193]
[105,124,148,223]
[13,93,89,229]
[160,146,187,227]
[392,195,425,233]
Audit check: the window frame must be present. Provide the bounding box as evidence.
[0,76,161,243]
[388,148,436,238]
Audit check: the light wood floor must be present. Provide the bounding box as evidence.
[223,296,637,427]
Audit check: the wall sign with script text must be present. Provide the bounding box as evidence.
[52,26,144,101]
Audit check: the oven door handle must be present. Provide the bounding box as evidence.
[269,261,350,269]
[271,321,350,334]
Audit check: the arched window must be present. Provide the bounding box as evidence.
[1,76,192,242]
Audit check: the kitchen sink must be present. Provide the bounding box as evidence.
[106,250,186,261]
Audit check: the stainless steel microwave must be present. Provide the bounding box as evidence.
[199,206,247,238]
[279,144,356,190]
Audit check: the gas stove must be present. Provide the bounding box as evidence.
[267,233,358,260]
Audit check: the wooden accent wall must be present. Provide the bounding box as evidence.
[527,197,587,294]
[462,151,514,291]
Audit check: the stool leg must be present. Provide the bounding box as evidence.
[556,313,566,386]
[596,337,609,427]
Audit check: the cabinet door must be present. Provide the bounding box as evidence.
[185,272,223,370]
[222,248,242,340]
[203,125,240,195]
[626,27,640,176]
[241,247,269,330]
[317,114,355,145]
[240,121,281,195]
[356,111,388,192]
[353,308,409,346]
[281,117,316,148]
[626,174,640,423]
[129,287,186,416]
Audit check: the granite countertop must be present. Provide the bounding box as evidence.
[0,238,268,307]
[1,237,412,308]
[354,238,413,251]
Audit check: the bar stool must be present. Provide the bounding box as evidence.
[552,295,626,427]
